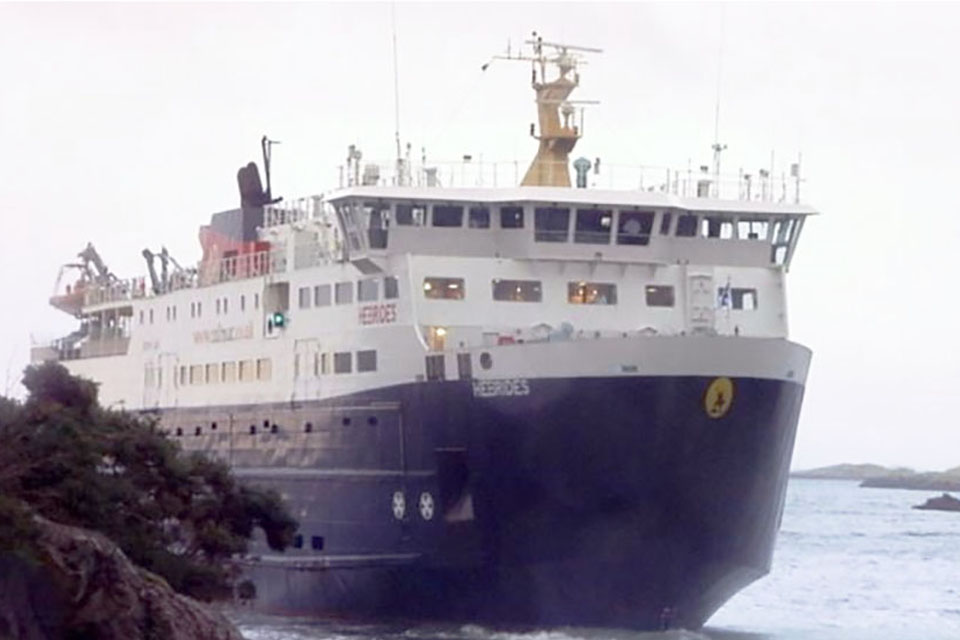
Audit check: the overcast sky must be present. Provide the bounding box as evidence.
[2,2,958,471]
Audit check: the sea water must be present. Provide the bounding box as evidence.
[233,479,960,640]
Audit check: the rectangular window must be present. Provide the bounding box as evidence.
[172,306,177,321]
[645,285,676,307]
[423,277,465,300]
[738,218,770,240]
[335,281,353,304]
[205,363,219,384]
[333,352,352,374]
[395,203,427,226]
[617,210,655,246]
[239,360,254,382]
[659,211,673,235]
[701,216,734,239]
[358,279,379,302]
[468,206,490,228]
[534,207,570,242]
[574,208,613,244]
[298,286,311,309]
[240,295,246,312]
[675,213,698,237]
[256,358,272,381]
[222,361,237,383]
[500,205,524,229]
[357,349,377,372]
[432,205,464,227]
[189,364,204,385]
[254,293,260,309]
[222,298,228,314]
[568,282,618,305]
[492,279,542,302]
[384,276,399,299]
[179,365,187,386]
[723,287,759,310]
[457,353,473,380]
[320,352,330,375]
[314,284,332,307]
[196,302,202,317]
[216,299,221,314]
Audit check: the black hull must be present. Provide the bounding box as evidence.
[173,373,805,629]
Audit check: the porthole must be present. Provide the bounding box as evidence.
[210,421,218,431]
[304,422,313,433]
[270,424,279,434]
[368,416,378,426]
[194,426,202,436]
[175,427,183,437]
[249,425,257,435]
[342,417,352,426]
[479,352,493,369]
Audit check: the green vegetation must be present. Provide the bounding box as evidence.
[0,362,297,601]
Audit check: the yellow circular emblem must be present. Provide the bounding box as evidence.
[704,377,734,419]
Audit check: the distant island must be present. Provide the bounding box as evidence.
[792,464,960,491]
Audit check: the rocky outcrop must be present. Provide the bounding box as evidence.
[0,513,242,640]
[913,493,960,512]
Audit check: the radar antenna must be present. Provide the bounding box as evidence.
[489,32,602,187]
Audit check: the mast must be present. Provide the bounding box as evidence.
[494,33,601,187]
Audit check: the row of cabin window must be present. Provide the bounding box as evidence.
[298,276,399,309]
[295,349,378,377]
[179,359,272,387]
[368,201,788,245]
[139,292,261,325]
[423,277,759,309]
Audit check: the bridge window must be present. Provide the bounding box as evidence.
[396,203,427,226]
[500,206,524,229]
[469,206,490,228]
[358,279,379,302]
[659,212,673,235]
[222,361,237,383]
[384,276,399,299]
[432,205,463,227]
[357,350,378,372]
[568,282,617,305]
[335,282,353,304]
[701,216,734,239]
[206,363,219,384]
[256,358,272,381]
[534,207,570,242]
[423,277,465,300]
[493,279,542,302]
[645,285,675,307]
[738,218,769,240]
[314,284,332,307]
[298,287,311,309]
[334,352,352,374]
[574,208,613,244]
[727,287,758,310]
[676,214,698,237]
[365,202,389,249]
[617,210,655,246]
[189,365,204,385]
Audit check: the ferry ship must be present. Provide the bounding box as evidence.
[34,37,814,630]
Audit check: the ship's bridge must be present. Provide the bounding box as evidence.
[326,186,816,273]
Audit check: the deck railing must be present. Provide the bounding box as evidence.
[339,158,806,204]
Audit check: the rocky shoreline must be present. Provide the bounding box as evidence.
[792,463,960,491]
[0,510,242,640]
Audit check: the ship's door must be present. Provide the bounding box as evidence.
[158,352,179,408]
[687,272,716,334]
[293,338,319,402]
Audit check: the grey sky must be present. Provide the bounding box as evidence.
[1,2,957,470]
